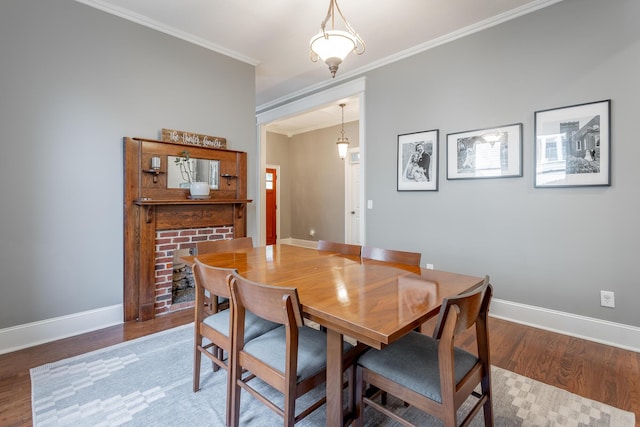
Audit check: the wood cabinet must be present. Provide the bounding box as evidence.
[123,137,251,321]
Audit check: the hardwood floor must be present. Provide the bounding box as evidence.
[1,310,638,426]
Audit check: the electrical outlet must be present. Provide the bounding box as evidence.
[600,290,615,308]
[426,264,434,270]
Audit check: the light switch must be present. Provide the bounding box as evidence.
[367,200,373,209]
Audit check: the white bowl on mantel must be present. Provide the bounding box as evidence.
[189,182,210,197]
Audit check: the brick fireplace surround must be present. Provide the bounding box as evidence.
[154,226,233,316]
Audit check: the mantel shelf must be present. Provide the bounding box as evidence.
[134,198,252,206]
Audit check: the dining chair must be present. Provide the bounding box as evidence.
[361,245,421,266]
[192,258,279,425]
[354,276,493,427]
[196,236,253,256]
[228,272,355,427]
[317,239,362,256]
[195,236,253,313]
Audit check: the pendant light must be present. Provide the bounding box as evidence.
[336,103,349,160]
[309,0,365,78]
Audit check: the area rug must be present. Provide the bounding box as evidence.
[30,324,635,426]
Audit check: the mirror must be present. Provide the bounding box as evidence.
[167,156,220,190]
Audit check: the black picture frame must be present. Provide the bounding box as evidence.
[446,123,523,180]
[534,99,611,188]
[397,130,439,191]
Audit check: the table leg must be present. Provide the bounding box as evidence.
[326,328,344,427]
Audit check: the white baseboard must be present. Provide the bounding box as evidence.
[278,237,318,248]
[0,304,123,355]
[490,299,640,353]
[1,294,638,355]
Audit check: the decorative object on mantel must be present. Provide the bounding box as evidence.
[143,156,165,183]
[173,150,210,198]
[309,0,365,78]
[161,128,227,149]
[220,173,238,186]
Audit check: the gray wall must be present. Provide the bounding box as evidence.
[0,0,256,328]
[363,0,640,326]
[267,121,359,242]
[266,132,292,240]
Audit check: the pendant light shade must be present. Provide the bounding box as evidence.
[336,103,349,160]
[310,0,365,78]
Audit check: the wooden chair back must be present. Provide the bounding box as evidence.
[229,272,304,331]
[433,275,491,339]
[196,236,253,255]
[228,272,328,426]
[317,240,362,256]
[194,237,252,312]
[361,245,421,266]
[193,257,234,301]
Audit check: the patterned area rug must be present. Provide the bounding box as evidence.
[30,324,635,426]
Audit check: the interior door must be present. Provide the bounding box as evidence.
[346,149,361,244]
[265,168,277,245]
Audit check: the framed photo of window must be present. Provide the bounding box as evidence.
[397,130,439,191]
[534,99,611,188]
[446,123,523,180]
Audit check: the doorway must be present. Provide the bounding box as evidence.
[256,78,366,246]
[265,166,278,245]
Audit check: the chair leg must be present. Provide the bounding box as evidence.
[225,368,232,427]
[347,365,356,414]
[284,386,296,427]
[354,366,365,427]
[193,337,202,392]
[212,345,220,372]
[482,378,494,426]
[229,350,244,427]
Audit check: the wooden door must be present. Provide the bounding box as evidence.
[346,148,361,244]
[266,168,277,245]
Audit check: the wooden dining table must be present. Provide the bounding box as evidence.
[185,243,484,426]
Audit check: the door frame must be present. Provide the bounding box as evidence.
[256,78,367,246]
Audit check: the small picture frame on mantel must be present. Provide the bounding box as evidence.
[534,99,611,188]
[397,130,439,191]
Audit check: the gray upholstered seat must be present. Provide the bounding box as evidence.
[203,309,279,343]
[244,325,353,381]
[357,331,478,404]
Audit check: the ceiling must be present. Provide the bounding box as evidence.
[77,0,559,135]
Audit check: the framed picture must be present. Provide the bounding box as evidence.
[534,99,611,188]
[446,123,523,180]
[397,130,439,191]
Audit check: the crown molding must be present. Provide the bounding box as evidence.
[74,0,260,66]
[256,0,563,112]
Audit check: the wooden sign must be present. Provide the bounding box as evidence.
[161,128,227,149]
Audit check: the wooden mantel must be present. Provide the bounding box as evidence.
[123,137,251,321]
